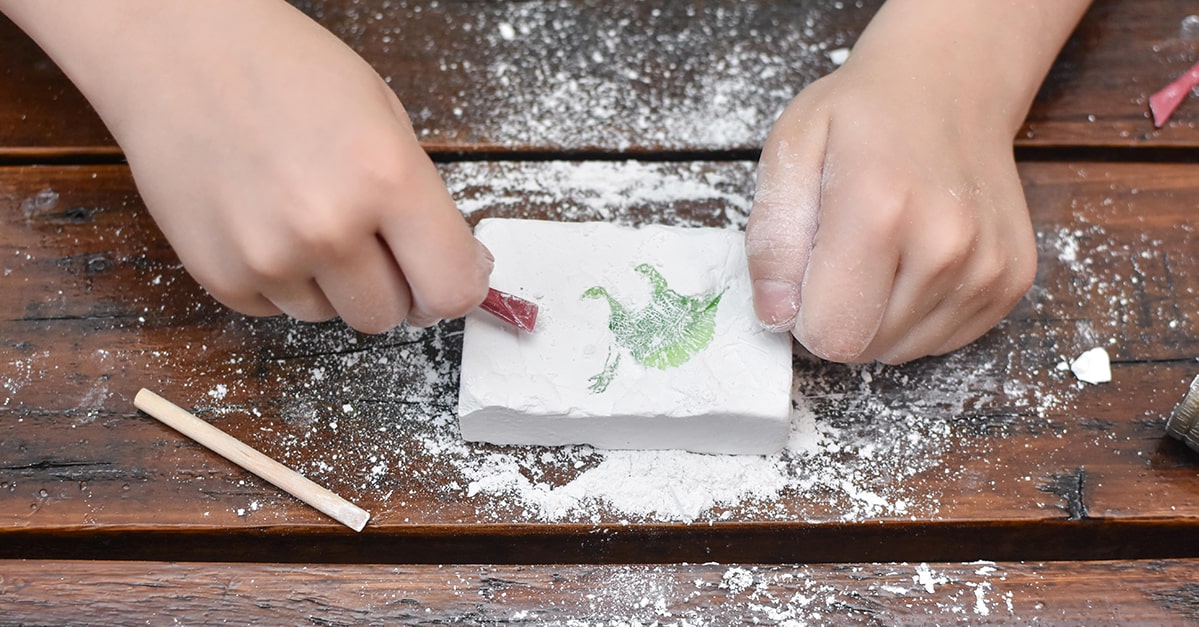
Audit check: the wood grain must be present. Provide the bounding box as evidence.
[2,0,1198,159]
[2,162,1197,564]
[5,1,1197,619]
[2,558,1199,625]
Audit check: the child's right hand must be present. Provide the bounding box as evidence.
[2,0,491,333]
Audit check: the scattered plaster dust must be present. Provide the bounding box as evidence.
[2,160,1121,536]
[914,562,950,593]
[466,562,1024,623]
[2,3,1186,617]
[452,3,847,150]
[10,162,1156,534]
[155,160,1092,530]
[443,160,755,228]
[307,1,867,151]
[1032,185,1192,367]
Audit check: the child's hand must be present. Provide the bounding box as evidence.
[745,0,1090,364]
[3,1,491,333]
[745,59,1036,365]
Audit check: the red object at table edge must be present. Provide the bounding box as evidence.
[1150,59,1199,128]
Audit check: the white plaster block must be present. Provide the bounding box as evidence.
[458,219,793,455]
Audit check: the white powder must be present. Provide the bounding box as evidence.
[298,0,868,153]
[464,447,791,522]
[914,563,950,594]
[160,155,1080,527]
[430,343,1061,524]
[207,383,228,401]
[443,161,755,227]
[402,3,853,151]
[4,162,1097,530]
[973,581,993,616]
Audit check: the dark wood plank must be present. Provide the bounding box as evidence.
[3,558,1199,625]
[2,162,1198,564]
[2,0,1198,157]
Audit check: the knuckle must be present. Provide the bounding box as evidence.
[240,240,296,283]
[970,244,1038,307]
[290,208,362,260]
[271,185,364,260]
[1012,249,1039,293]
[853,188,907,243]
[745,211,813,257]
[940,222,980,267]
[993,254,1038,310]
[191,274,274,317]
[925,210,979,270]
[349,136,417,197]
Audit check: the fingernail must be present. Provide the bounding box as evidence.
[478,240,495,267]
[753,279,800,331]
[406,309,443,329]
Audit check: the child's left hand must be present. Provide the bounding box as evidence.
[744,37,1037,364]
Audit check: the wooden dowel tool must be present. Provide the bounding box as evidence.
[134,388,371,532]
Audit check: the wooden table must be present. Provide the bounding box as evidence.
[3,1,1198,623]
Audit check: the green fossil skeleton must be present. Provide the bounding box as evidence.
[582,263,723,393]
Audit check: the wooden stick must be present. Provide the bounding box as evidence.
[133,388,370,532]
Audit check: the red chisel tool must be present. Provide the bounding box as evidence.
[478,288,538,333]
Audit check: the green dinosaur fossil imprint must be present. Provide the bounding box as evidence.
[582,263,723,393]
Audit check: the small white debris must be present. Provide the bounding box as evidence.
[1182,14,1199,41]
[497,22,516,41]
[207,384,228,401]
[914,563,949,593]
[827,47,851,66]
[1070,347,1111,385]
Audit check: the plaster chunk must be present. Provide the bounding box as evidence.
[1070,347,1112,385]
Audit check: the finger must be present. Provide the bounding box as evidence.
[379,147,492,320]
[794,160,902,362]
[929,301,1010,357]
[928,194,1038,356]
[857,288,950,364]
[206,289,283,319]
[178,253,286,318]
[405,308,443,329]
[890,213,1036,362]
[928,268,1035,358]
[745,106,830,332]
[853,211,976,362]
[875,289,992,364]
[314,235,413,334]
[261,278,338,323]
[878,250,1034,364]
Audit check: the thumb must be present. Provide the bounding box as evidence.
[745,119,828,333]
